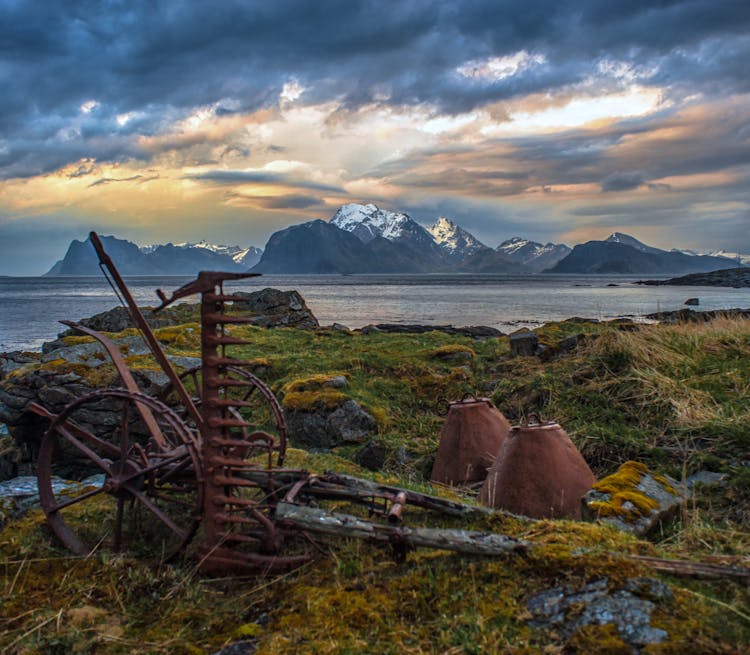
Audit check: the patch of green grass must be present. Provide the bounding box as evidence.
[3,316,750,653]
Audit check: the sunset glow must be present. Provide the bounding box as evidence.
[1,1,749,273]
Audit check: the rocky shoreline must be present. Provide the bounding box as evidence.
[636,266,750,287]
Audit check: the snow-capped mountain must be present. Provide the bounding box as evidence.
[496,237,571,273]
[706,250,750,265]
[46,236,264,276]
[330,203,437,248]
[330,203,409,243]
[549,233,743,274]
[604,232,663,255]
[330,203,447,262]
[174,241,263,268]
[141,240,263,268]
[426,217,487,259]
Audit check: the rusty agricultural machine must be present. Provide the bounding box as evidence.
[27,232,526,572]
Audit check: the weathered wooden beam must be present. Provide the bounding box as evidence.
[627,555,750,581]
[275,502,529,556]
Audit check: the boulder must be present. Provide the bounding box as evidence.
[44,304,197,351]
[355,440,388,471]
[683,297,699,306]
[285,399,377,449]
[582,461,685,536]
[230,288,319,329]
[509,330,539,356]
[0,474,104,527]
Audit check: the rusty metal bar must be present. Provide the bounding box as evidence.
[57,321,166,444]
[88,231,204,430]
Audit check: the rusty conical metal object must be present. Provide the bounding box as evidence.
[430,396,511,486]
[479,417,594,519]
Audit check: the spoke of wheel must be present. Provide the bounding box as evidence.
[147,491,195,508]
[57,426,112,474]
[118,448,189,486]
[125,486,186,540]
[153,484,198,494]
[241,386,258,403]
[47,485,105,513]
[114,496,125,551]
[120,399,130,462]
[156,454,195,485]
[55,419,120,459]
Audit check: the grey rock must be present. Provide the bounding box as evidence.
[510,330,538,356]
[285,400,377,449]
[42,342,107,367]
[527,577,670,651]
[365,323,503,338]
[360,325,382,335]
[582,463,685,536]
[285,412,332,449]
[231,288,319,329]
[166,355,202,370]
[684,297,699,306]
[0,474,105,526]
[356,440,387,471]
[328,400,378,443]
[558,333,584,352]
[331,323,351,332]
[563,316,599,324]
[323,375,349,389]
[0,352,40,378]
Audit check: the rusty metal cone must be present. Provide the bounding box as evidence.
[479,419,595,519]
[430,397,511,486]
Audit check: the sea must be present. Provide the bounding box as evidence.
[1,274,749,353]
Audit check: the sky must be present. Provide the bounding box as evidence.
[1,0,749,274]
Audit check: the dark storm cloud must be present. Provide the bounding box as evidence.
[3,0,750,178]
[189,170,343,193]
[253,194,324,210]
[601,171,646,192]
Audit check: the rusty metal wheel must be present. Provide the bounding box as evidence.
[36,389,203,561]
[159,365,287,466]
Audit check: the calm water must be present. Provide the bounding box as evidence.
[1,274,749,352]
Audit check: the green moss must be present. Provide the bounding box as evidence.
[282,389,349,411]
[568,624,633,654]
[593,461,649,496]
[3,317,750,653]
[429,344,475,358]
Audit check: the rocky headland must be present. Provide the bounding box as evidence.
[637,266,750,287]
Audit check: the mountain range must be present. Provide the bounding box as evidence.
[45,203,745,276]
[45,236,261,276]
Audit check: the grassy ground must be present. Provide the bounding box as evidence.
[1,316,749,653]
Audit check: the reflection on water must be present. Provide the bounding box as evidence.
[1,274,749,352]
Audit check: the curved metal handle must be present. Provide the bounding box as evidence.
[525,412,543,426]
